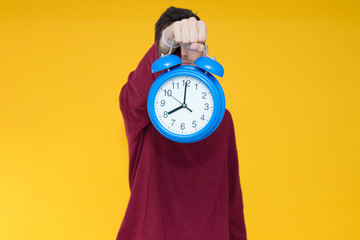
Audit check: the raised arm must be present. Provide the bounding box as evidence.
[120,17,209,141]
[119,39,160,141]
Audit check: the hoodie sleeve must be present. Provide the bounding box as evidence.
[119,38,162,141]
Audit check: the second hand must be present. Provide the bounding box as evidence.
[171,95,182,105]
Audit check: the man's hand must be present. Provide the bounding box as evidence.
[159,17,207,56]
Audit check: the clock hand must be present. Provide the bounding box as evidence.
[182,82,192,112]
[168,105,183,115]
[183,81,188,104]
[171,95,182,105]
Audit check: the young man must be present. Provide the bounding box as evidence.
[117,6,247,240]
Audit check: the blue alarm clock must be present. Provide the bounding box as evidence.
[147,42,225,143]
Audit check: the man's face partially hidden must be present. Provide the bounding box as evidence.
[180,43,206,66]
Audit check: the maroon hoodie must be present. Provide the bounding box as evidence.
[116,39,247,240]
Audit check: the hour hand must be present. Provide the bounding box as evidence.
[168,105,183,115]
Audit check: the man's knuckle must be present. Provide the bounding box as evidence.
[189,17,197,23]
[198,20,206,28]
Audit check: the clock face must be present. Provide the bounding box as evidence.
[154,75,214,135]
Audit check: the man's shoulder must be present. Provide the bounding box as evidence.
[223,109,234,123]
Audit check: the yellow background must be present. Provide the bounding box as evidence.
[1,0,359,239]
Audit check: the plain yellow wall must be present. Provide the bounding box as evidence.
[1,0,359,239]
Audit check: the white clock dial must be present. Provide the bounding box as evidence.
[154,75,214,135]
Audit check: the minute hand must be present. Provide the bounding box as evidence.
[183,82,188,103]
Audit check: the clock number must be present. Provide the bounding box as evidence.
[171,119,176,126]
[163,111,168,118]
[204,103,209,110]
[195,84,198,90]
[160,100,165,107]
[182,80,191,87]
[200,114,205,121]
[164,90,172,97]
[172,82,179,89]
[192,121,197,128]
[180,123,185,130]
[202,92,207,99]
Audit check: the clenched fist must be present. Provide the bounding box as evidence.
[159,17,207,58]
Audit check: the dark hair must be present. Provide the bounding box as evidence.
[155,6,200,42]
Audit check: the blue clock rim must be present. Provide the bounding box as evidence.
[147,65,225,143]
